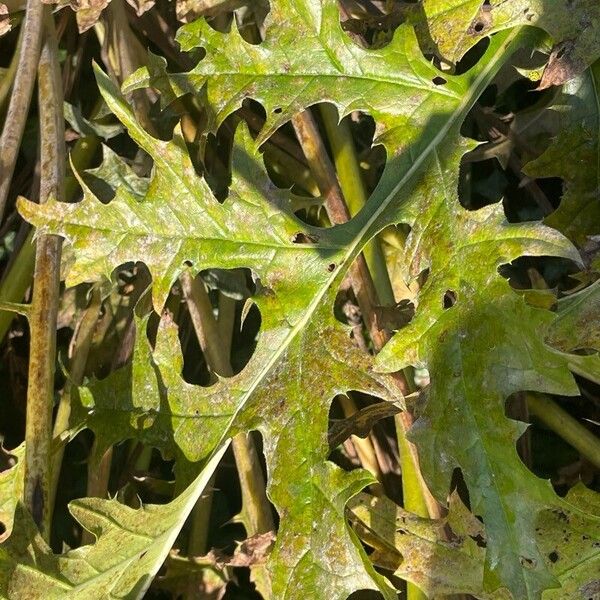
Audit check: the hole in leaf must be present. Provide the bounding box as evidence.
[548,550,559,563]
[202,1,270,45]
[273,107,282,114]
[179,268,261,385]
[432,76,447,86]
[337,0,410,50]
[0,522,6,536]
[499,256,579,295]
[443,289,457,309]
[260,103,387,228]
[455,37,490,75]
[346,591,385,600]
[328,393,402,502]
[292,232,320,244]
[505,391,594,495]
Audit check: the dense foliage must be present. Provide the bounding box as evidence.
[0,1,599,598]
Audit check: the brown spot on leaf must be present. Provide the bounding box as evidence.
[539,40,583,89]
[291,232,319,244]
[468,3,492,35]
[579,579,600,599]
[519,555,536,569]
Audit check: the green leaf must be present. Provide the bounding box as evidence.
[417,0,600,85]
[136,0,487,152]
[524,60,600,247]
[0,443,228,599]
[536,485,600,599]
[71,315,177,466]
[0,444,24,542]
[546,280,600,353]
[17,7,586,596]
[374,137,581,598]
[82,144,149,203]
[349,491,503,598]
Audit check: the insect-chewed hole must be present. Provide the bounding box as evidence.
[432,76,447,86]
[177,268,261,386]
[346,592,385,600]
[498,256,579,296]
[443,289,457,309]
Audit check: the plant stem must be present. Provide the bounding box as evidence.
[48,285,102,522]
[319,104,395,305]
[0,0,45,221]
[527,392,600,469]
[180,271,274,539]
[23,9,64,538]
[0,22,23,112]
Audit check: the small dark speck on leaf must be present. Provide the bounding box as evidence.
[548,550,559,563]
[292,232,319,244]
[519,556,536,568]
[432,76,447,86]
[327,263,336,272]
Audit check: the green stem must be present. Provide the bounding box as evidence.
[180,271,274,543]
[23,9,64,538]
[0,22,23,112]
[527,392,600,469]
[319,104,395,305]
[0,0,45,221]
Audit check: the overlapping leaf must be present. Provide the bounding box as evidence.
[525,60,600,248]
[417,0,600,86]
[0,444,227,599]
[350,484,600,599]
[374,135,583,598]
[15,3,594,597]
[349,491,500,598]
[0,445,24,542]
